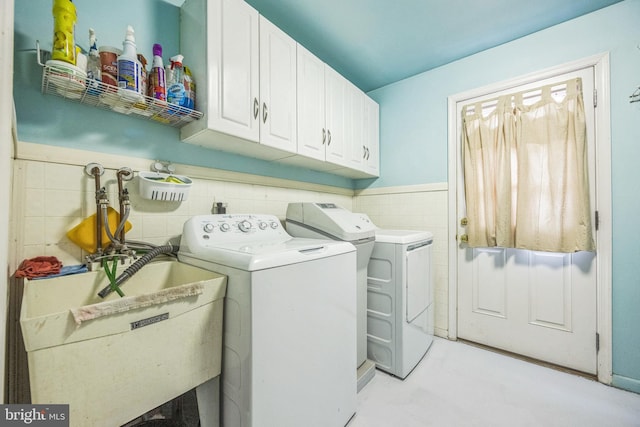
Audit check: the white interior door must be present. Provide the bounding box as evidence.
[456,67,598,374]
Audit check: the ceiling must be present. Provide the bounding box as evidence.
[244,0,623,92]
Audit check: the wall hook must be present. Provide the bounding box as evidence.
[151,161,176,174]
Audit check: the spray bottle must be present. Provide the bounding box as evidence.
[148,43,166,103]
[117,25,143,102]
[86,28,101,94]
[167,54,186,108]
[183,66,196,110]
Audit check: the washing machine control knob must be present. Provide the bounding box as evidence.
[239,220,252,232]
[203,223,215,233]
[269,221,279,229]
[219,223,231,232]
[258,221,268,230]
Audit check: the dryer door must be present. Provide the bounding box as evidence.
[406,242,432,322]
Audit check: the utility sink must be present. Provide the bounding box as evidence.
[20,260,226,427]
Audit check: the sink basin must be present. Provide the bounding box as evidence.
[20,260,226,427]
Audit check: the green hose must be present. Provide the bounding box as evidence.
[102,258,124,297]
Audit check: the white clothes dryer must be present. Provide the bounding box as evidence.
[178,214,357,427]
[360,215,435,379]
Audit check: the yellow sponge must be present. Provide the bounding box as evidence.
[66,207,132,253]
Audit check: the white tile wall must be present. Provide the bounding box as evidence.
[353,189,449,338]
[12,157,449,336]
[12,159,353,267]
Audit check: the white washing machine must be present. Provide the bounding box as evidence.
[359,214,435,379]
[178,214,357,427]
[285,203,377,391]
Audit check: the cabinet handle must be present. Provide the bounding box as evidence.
[253,98,259,120]
[327,129,332,145]
[322,129,326,145]
[262,103,268,123]
[363,145,367,159]
[366,147,370,160]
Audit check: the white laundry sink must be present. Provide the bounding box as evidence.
[20,260,226,427]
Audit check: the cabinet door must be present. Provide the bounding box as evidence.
[214,0,260,142]
[325,66,347,167]
[345,81,365,170]
[363,96,380,176]
[296,44,326,161]
[259,16,297,153]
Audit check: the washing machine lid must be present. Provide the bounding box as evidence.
[179,238,354,271]
[374,229,433,245]
[286,202,375,242]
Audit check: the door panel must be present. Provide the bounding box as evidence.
[471,248,507,318]
[457,67,597,374]
[297,45,326,160]
[259,16,297,152]
[528,252,572,331]
[406,244,431,322]
[218,0,259,141]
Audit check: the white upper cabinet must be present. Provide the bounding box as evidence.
[259,16,297,153]
[297,44,349,167]
[296,44,326,160]
[324,66,348,167]
[181,0,260,147]
[363,96,380,176]
[180,0,379,175]
[344,81,365,171]
[180,0,295,160]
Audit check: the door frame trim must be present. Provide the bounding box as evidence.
[446,53,612,384]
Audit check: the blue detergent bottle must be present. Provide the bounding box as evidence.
[167,54,185,109]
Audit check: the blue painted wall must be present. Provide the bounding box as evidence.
[13,0,354,189]
[14,0,640,392]
[363,0,640,392]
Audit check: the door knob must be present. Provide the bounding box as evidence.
[460,217,468,226]
[459,234,469,243]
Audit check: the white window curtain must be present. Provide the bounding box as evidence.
[462,77,595,253]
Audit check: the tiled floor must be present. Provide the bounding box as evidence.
[349,337,640,427]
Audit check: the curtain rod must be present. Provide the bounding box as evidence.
[465,85,571,113]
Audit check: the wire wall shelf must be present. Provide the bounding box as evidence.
[37,43,203,128]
